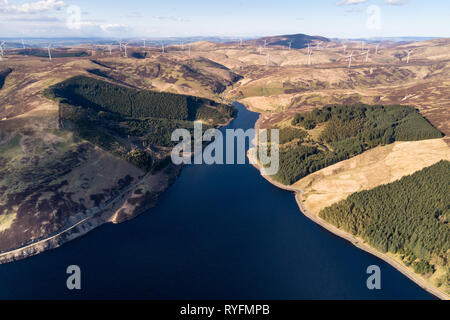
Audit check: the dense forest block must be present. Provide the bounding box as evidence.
[273,104,443,184]
[319,160,450,283]
[44,76,235,171]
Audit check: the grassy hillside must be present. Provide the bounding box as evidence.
[17,49,89,58]
[319,160,450,293]
[271,104,443,185]
[248,33,329,49]
[44,76,236,171]
[0,68,12,90]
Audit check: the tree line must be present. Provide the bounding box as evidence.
[45,76,235,172]
[319,160,450,279]
[272,104,443,185]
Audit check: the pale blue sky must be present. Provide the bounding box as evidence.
[1,0,449,38]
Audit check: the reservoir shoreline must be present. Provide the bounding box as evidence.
[249,142,449,300]
[0,102,437,300]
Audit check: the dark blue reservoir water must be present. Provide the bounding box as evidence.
[0,103,434,300]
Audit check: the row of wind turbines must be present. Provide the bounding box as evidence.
[108,40,193,58]
[0,38,194,62]
[0,39,415,67]
[261,39,415,68]
[0,39,53,61]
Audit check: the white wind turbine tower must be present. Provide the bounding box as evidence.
[406,49,413,63]
[288,41,292,50]
[161,42,165,53]
[119,40,123,54]
[47,44,52,61]
[21,39,25,49]
[375,43,380,55]
[123,43,128,57]
[108,44,112,55]
[307,45,312,66]
[264,39,267,48]
[347,51,354,68]
[361,41,365,51]
[0,41,5,59]
[239,38,243,46]
[365,50,370,63]
[343,44,347,55]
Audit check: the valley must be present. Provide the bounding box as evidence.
[0,34,449,299]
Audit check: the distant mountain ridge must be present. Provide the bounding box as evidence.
[246,33,330,49]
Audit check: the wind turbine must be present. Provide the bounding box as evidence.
[239,38,243,46]
[0,41,5,57]
[161,42,165,53]
[108,44,112,55]
[143,39,146,48]
[307,45,312,66]
[21,39,25,49]
[343,44,347,55]
[406,49,413,64]
[361,41,365,51]
[264,39,267,48]
[347,51,354,68]
[288,41,292,50]
[365,50,370,63]
[47,44,52,61]
[375,43,380,55]
[119,40,123,54]
[123,43,128,57]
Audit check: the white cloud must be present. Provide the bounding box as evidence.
[345,8,363,13]
[100,23,130,33]
[385,0,409,5]
[336,0,368,6]
[152,16,191,23]
[0,11,60,21]
[0,0,65,14]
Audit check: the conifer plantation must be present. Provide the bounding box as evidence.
[44,76,236,171]
[273,104,442,185]
[319,161,450,291]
